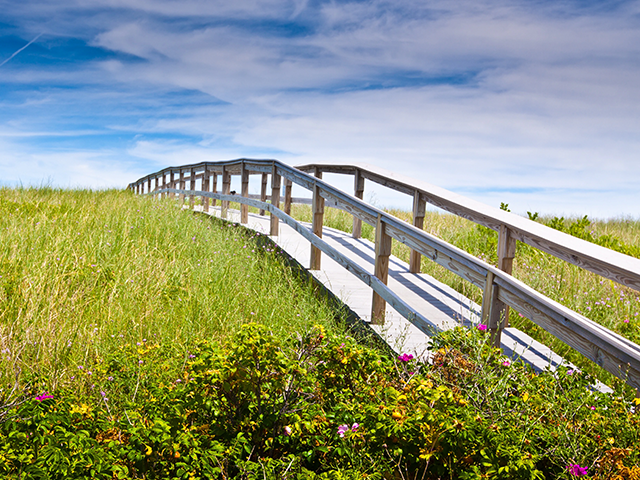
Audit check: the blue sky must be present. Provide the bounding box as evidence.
[1,0,639,218]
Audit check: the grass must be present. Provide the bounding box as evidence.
[289,204,640,387]
[1,188,640,478]
[0,188,346,402]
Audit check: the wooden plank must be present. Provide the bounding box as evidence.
[211,173,217,207]
[241,163,249,224]
[202,169,210,212]
[311,177,325,270]
[489,226,517,345]
[352,169,365,239]
[372,214,392,324]
[189,168,196,209]
[259,173,268,216]
[222,167,230,219]
[270,165,281,235]
[297,162,640,293]
[284,178,293,215]
[179,170,186,204]
[169,171,176,199]
[410,191,426,273]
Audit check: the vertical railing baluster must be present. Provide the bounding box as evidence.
[410,190,426,273]
[270,164,281,235]
[189,168,196,209]
[241,162,249,224]
[179,170,186,205]
[202,168,210,212]
[352,169,364,238]
[211,173,218,207]
[284,178,293,215]
[259,173,268,216]
[310,168,324,269]
[489,225,517,346]
[372,213,392,324]
[222,167,230,219]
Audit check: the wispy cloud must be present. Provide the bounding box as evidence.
[1,0,639,217]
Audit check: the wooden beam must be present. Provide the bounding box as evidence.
[284,178,293,215]
[189,168,196,209]
[352,169,365,239]
[409,190,426,273]
[211,173,217,207]
[310,169,324,269]
[222,167,231,219]
[202,169,210,212]
[259,173,268,216]
[179,170,186,204]
[489,225,517,346]
[372,214,393,324]
[270,165,281,235]
[241,162,249,224]
[169,171,176,199]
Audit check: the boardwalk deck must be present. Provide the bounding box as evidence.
[197,204,610,391]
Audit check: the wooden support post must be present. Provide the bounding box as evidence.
[241,163,249,224]
[310,169,324,269]
[270,165,281,236]
[189,168,196,209]
[284,178,293,215]
[211,173,218,207]
[259,173,268,216]
[202,169,210,212]
[489,225,517,346]
[169,172,176,199]
[372,214,392,324]
[160,174,166,199]
[179,170,186,204]
[222,167,230,219]
[310,181,324,269]
[409,191,426,273]
[352,169,365,238]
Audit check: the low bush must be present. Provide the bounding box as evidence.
[2,324,639,479]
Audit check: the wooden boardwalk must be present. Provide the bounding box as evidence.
[198,204,604,386]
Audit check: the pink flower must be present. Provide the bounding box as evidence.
[351,423,359,432]
[35,392,53,401]
[337,424,349,438]
[566,463,588,476]
[284,426,292,436]
[477,324,488,331]
[502,360,511,367]
[398,353,414,362]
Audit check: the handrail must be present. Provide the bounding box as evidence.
[128,159,640,391]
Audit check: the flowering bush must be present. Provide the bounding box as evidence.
[1,324,639,479]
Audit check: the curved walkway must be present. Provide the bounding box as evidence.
[197,203,609,391]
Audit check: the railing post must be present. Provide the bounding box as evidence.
[169,171,175,199]
[241,162,249,224]
[310,169,324,269]
[270,164,281,235]
[189,168,196,209]
[222,167,230,219]
[160,173,166,199]
[409,190,426,273]
[372,213,392,324]
[211,173,218,207]
[489,225,517,346]
[352,169,364,238]
[179,170,186,204]
[259,173,268,216]
[284,178,293,215]
[202,168,210,212]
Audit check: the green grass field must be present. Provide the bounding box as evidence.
[1,188,639,479]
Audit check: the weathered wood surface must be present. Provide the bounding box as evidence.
[296,162,640,293]
[187,199,611,389]
[128,158,640,392]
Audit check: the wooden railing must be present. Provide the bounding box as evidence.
[128,158,640,391]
